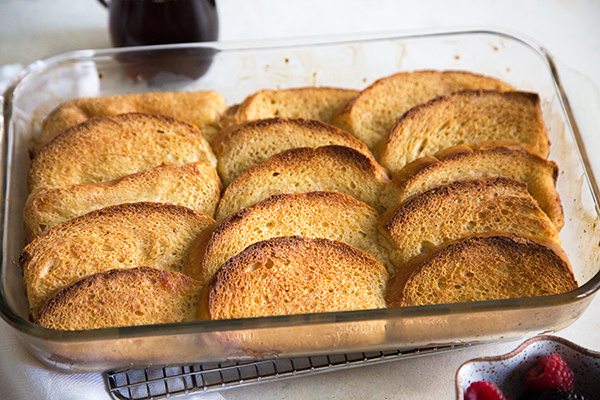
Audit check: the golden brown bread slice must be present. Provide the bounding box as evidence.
[29,113,216,192]
[41,90,226,145]
[24,162,221,239]
[187,191,394,286]
[380,177,560,269]
[36,268,202,330]
[212,118,373,185]
[379,91,550,172]
[221,87,358,127]
[216,146,390,219]
[206,237,388,319]
[331,70,513,149]
[386,235,577,307]
[392,144,563,228]
[20,202,214,318]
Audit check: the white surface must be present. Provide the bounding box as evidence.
[1,0,599,399]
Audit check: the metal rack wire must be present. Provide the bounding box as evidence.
[105,344,469,399]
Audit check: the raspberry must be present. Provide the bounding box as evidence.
[525,353,574,392]
[464,381,507,400]
[519,389,588,400]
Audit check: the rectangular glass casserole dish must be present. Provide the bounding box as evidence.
[1,29,599,372]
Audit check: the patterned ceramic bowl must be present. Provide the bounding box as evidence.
[456,335,600,399]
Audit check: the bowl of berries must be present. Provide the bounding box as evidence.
[456,335,600,400]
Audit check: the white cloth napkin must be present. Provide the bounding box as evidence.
[0,318,225,399]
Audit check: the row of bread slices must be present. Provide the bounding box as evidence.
[23,70,576,331]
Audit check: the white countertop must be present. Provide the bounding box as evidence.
[1,1,599,399]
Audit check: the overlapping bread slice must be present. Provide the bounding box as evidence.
[212,118,373,185]
[20,202,214,318]
[379,91,549,172]
[386,235,577,307]
[216,146,390,219]
[29,113,216,192]
[220,87,358,128]
[37,268,202,330]
[392,144,563,228]
[41,90,226,145]
[25,162,221,239]
[380,177,560,270]
[331,70,513,149]
[187,191,394,286]
[206,237,388,319]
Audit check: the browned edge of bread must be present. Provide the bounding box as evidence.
[386,234,576,307]
[390,143,563,228]
[36,267,202,330]
[215,145,390,218]
[378,90,549,168]
[205,236,388,319]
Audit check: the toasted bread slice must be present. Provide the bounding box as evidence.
[37,268,202,330]
[379,91,549,171]
[331,70,513,149]
[206,237,388,319]
[221,87,358,127]
[187,191,394,286]
[216,146,390,219]
[392,144,563,228]
[381,177,560,269]
[41,91,226,145]
[25,162,221,239]
[387,235,577,307]
[213,118,373,185]
[21,202,214,318]
[29,113,216,192]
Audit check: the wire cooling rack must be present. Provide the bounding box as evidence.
[105,344,470,399]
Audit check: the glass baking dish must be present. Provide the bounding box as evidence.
[1,29,599,372]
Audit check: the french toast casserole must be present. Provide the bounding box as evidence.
[20,70,577,331]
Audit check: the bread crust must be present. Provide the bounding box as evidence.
[41,90,226,145]
[391,144,563,228]
[222,87,358,127]
[189,191,394,286]
[212,117,373,185]
[381,177,560,269]
[36,267,202,330]
[208,236,388,319]
[379,90,549,172]
[331,70,513,149]
[216,145,390,219]
[21,202,214,317]
[24,162,222,239]
[386,235,577,307]
[30,113,216,192]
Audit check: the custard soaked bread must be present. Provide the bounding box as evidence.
[381,177,560,269]
[379,91,549,172]
[216,146,390,219]
[207,237,388,319]
[187,191,394,286]
[37,268,202,330]
[212,118,373,185]
[41,90,226,145]
[221,87,358,128]
[21,202,214,318]
[392,144,563,228]
[29,113,216,192]
[387,235,577,307]
[24,162,221,239]
[331,70,513,149]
